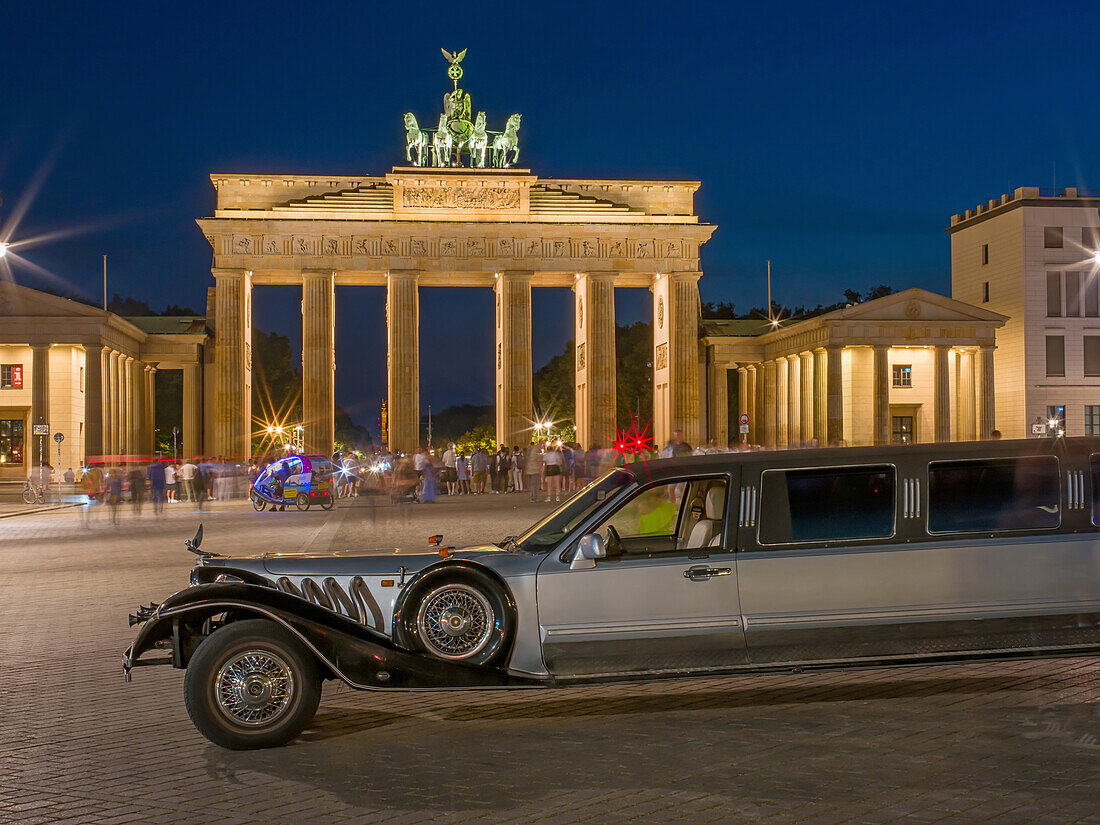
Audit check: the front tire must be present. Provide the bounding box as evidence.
[251,493,267,512]
[295,493,310,511]
[183,619,321,750]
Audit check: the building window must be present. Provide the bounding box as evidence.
[1047,405,1066,434]
[1086,406,1100,436]
[1087,274,1100,318]
[0,364,23,389]
[1084,226,1099,249]
[1067,271,1082,317]
[1045,226,1064,248]
[982,281,989,303]
[1085,336,1100,377]
[892,364,912,387]
[1046,336,1066,377]
[928,457,1061,534]
[981,244,989,265]
[1047,272,1062,317]
[79,367,84,393]
[891,416,914,444]
[0,419,24,465]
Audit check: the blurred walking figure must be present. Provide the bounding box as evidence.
[455,452,470,494]
[147,459,166,516]
[81,464,104,527]
[525,442,542,502]
[193,462,208,511]
[128,465,146,515]
[471,448,488,494]
[179,460,197,502]
[105,469,123,525]
[442,443,457,494]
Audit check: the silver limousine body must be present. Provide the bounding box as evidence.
[125,438,1100,748]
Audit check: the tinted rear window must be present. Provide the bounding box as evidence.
[927,456,1060,533]
[759,466,895,544]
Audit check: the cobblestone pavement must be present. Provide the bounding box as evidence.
[1,495,1098,824]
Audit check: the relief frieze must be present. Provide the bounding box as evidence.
[401,186,520,210]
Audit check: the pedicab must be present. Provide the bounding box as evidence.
[250,454,335,512]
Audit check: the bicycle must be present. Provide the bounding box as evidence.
[21,479,46,505]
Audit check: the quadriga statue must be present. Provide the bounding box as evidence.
[492,113,521,168]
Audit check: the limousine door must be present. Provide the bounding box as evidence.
[536,475,747,677]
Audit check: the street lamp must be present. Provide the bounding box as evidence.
[0,242,8,259]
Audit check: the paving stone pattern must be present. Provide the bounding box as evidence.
[0,496,1098,824]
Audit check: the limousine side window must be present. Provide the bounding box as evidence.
[759,466,895,545]
[601,478,728,555]
[927,456,1060,534]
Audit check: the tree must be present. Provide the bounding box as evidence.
[455,425,498,453]
[421,403,494,444]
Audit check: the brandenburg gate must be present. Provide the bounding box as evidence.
[198,51,715,457]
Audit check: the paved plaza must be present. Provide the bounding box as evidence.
[0,495,1097,825]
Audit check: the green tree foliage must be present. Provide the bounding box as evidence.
[701,285,895,323]
[252,330,302,424]
[455,424,498,453]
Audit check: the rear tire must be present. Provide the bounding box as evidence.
[22,487,35,505]
[321,498,334,510]
[295,493,309,511]
[401,570,514,667]
[183,619,321,750]
[251,493,267,512]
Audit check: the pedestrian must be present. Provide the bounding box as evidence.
[525,442,542,502]
[511,445,525,493]
[442,443,456,495]
[561,442,575,492]
[105,468,123,525]
[543,445,564,502]
[661,428,693,459]
[179,459,197,502]
[128,465,146,514]
[455,452,470,494]
[420,460,437,503]
[164,462,177,503]
[193,462,208,511]
[572,445,587,487]
[147,459,166,516]
[494,446,509,493]
[471,448,488,494]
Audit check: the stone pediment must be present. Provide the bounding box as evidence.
[0,282,104,318]
[826,288,1007,324]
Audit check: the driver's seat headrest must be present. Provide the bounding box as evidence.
[705,485,726,519]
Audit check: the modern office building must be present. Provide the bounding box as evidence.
[949,186,1100,438]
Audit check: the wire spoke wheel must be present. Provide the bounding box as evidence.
[214,649,295,727]
[416,583,495,660]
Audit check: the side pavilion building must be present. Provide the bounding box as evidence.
[198,167,716,456]
[701,289,1007,448]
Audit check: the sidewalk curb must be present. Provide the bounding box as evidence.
[0,502,84,520]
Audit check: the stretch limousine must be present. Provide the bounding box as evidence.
[125,437,1100,748]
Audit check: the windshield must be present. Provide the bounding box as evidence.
[513,469,633,552]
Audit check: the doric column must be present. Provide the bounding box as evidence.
[826,344,844,444]
[752,363,765,446]
[31,345,50,469]
[495,270,534,449]
[872,345,890,446]
[813,348,827,443]
[763,359,778,449]
[956,348,975,442]
[786,354,800,447]
[977,345,995,439]
[799,352,814,444]
[83,345,104,461]
[183,362,203,458]
[707,350,728,447]
[109,350,121,456]
[386,270,420,453]
[122,356,133,456]
[100,349,110,459]
[933,345,951,443]
[652,271,701,449]
[575,272,616,450]
[131,358,147,455]
[302,269,336,456]
[775,358,788,449]
[737,367,749,446]
[145,365,157,454]
[213,269,253,459]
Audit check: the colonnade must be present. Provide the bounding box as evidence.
[211,268,703,457]
[79,346,158,458]
[735,344,995,448]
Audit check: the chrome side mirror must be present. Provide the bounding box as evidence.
[570,533,606,570]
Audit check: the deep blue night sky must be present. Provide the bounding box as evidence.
[3,1,1099,436]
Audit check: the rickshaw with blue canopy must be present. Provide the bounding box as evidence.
[250,454,335,511]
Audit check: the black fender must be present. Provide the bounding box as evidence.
[391,561,518,660]
[124,581,538,690]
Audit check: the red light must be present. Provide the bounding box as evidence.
[310,492,316,497]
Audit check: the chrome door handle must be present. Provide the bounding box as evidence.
[683,567,731,580]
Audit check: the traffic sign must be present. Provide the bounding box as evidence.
[739,424,750,434]
[32,424,49,436]
[53,432,64,444]
[739,413,749,426]
[1031,423,1047,435]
